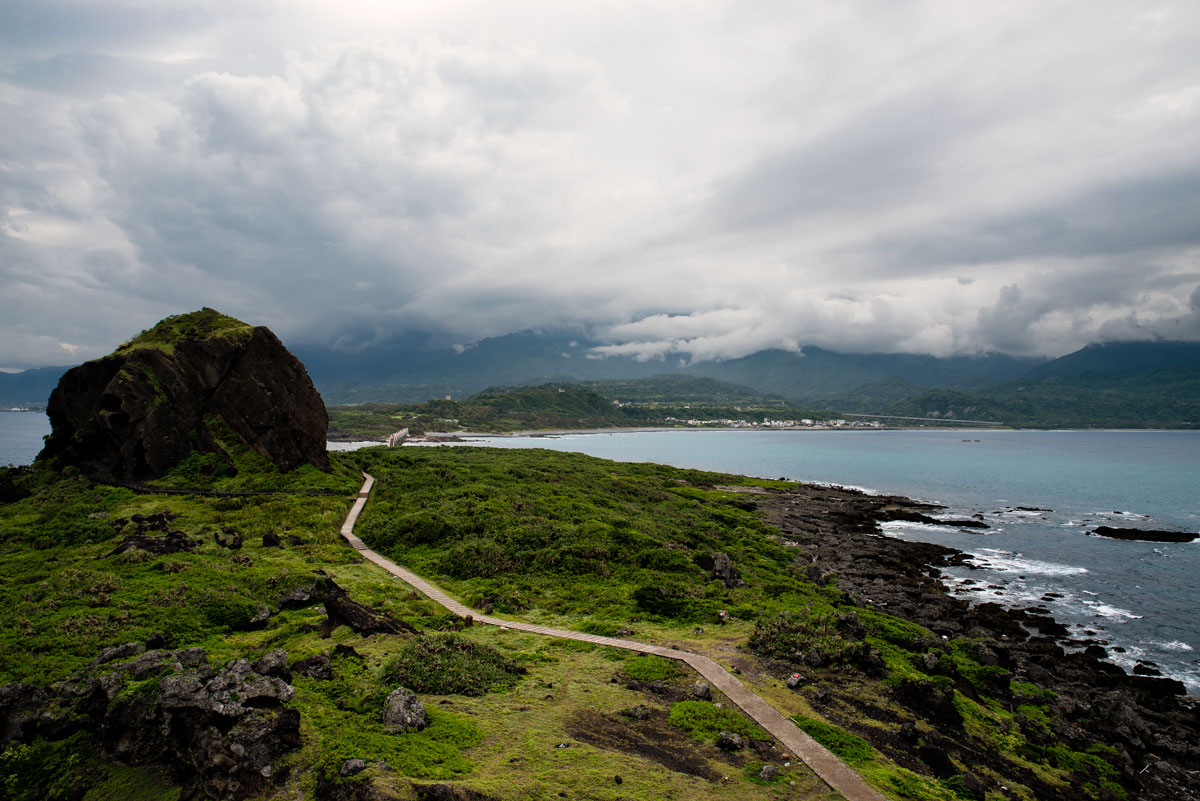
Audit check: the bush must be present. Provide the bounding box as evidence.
[380,634,526,696]
[632,580,710,620]
[668,700,767,743]
[622,655,680,682]
[748,609,858,666]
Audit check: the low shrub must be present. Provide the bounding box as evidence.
[790,715,876,765]
[380,634,526,696]
[667,700,767,743]
[622,655,680,682]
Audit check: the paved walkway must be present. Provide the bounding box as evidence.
[340,473,886,801]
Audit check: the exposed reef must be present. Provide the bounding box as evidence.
[40,308,329,482]
[753,484,1200,801]
[1088,526,1197,543]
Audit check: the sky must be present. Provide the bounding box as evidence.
[2,1,1200,370]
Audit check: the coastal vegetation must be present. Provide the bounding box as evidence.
[1,444,1192,799]
[327,382,832,438]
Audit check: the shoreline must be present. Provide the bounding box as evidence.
[751,482,1199,797]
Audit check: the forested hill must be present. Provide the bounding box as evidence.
[327,381,829,438]
[819,367,1200,429]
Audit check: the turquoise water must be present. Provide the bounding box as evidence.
[432,429,1200,692]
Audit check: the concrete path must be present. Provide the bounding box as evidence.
[340,473,886,801]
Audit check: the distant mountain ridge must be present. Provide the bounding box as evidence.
[289,331,1047,404]
[6,332,1200,428]
[0,366,71,409]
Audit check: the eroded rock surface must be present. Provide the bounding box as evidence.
[382,687,427,733]
[41,308,329,482]
[3,645,301,800]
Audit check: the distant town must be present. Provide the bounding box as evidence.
[665,416,886,429]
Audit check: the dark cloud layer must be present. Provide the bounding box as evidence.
[2,1,1199,369]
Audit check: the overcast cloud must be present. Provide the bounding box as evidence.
[2,0,1200,369]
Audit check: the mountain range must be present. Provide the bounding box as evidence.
[5,334,1199,428]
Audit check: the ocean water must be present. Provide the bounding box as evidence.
[417,429,1200,692]
[0,411,50,467]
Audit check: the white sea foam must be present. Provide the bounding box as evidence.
[969,548,1088,576]
[1079,600,1143,620]
[879,520,962,538]
[1157,640,1195,652]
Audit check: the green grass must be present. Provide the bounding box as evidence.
[621,654,681,682]
[0,444,1145,801]
[667,701,768,744]
[790,715,877,765]
[115,308,253,357]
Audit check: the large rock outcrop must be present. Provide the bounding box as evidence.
[40,308,329,481]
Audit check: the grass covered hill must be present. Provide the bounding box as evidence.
[2,444,1192,800]
[327,382,829,439]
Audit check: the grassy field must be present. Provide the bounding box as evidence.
[0,446,1127,800]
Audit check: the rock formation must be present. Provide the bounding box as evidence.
[0,646,301,800]
[40,308,328,482]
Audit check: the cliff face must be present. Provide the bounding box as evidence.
[41,308,329,482]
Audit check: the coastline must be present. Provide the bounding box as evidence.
[386,428,1200,694]
[748,482,1200,797]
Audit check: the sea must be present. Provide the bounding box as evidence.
[3,413,1197,692]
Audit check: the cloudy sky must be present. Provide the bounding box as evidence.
[3,1,1200,370]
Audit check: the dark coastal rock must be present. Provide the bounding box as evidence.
[716,730,744,751]
[340,758,367,777]
[751,483,1200,801]
[253,649,293,682]
[40,308,329,482]
[279,582,317,609]
[412,784,503,801]
[884,509,989,529]
[1088,526,1197,543]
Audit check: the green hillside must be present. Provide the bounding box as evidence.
[328,383,829,438]
[831,368,1200,429]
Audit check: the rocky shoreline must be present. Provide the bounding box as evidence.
[751,483,1200,800]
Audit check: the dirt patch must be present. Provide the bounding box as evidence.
[566,710,723,781]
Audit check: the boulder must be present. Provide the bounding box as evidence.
[99,652,299,798]
[293,654,334,681]
[340,758,367,777]
[40,308,329,482]
[0,683,45,746]
[619,705,651,720]
[1089,526,1196,543]
[383,688,427,733]
[253,649,293,682]
[321,576,418,637]
[716,730,744,751]
[710,552,745,589]
[691,682,712,700]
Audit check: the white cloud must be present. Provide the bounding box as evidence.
[1,1,1200,368]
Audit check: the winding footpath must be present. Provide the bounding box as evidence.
[341,473,886,801]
